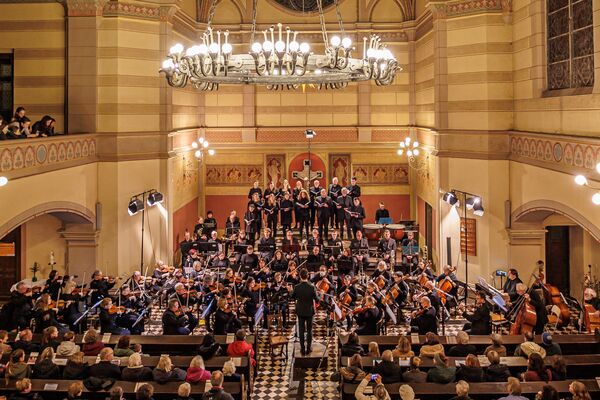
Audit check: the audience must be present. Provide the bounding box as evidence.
[135,383,155,400]
[226,329,256,366]
[535,384,559,400]
[355,374,391,400]
[198,333,222,359]
[398,384,415,400]
[540,332,562,357]
[419,332,444,358]
[89,348,121,379]
[176,382,193,400]
[569,380,592,400]
[222,360,241,382]
[121,353,152,381]
[484,333,507,357]
[31,347,59,379]
[202,371,235,400]
[82,329,104,356]
[498,377,529,400]
[0,107,58,140]
[186,355,211,383]
[514,331,546,358]
[372,350,402,383]
[523,352,552,382]
[63,352,88,380]
[367,341,381,357]
[339,353,366,383]
[392,336,414,359]
[13,329,38,354]
[455,354,484,382]
[6,349,30,380]
[0,330,13,355]
[402,356,427,383]
[109,386,124,400]
[66,381,84,400]
[426,353,456,383]
[546,356,566,381]
[152,354,186,383]
[448,332,476,357]
[450,380,472,400]
[40,327,60,352]
[56,331,80,357]
[114,336,134,357]
[8,378,42,400]
[341,332,365,356]
[485,350,511,382]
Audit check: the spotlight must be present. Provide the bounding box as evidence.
[0,176,7,187]
[147,191,164,206]
[597,162,600,174]
[575,175,588,186]
[128,197,144,216]
[593,193,600,206]
[465,196,480,210]
[304,129,316,139]
[442,191,459,206]
[473,202,484,216]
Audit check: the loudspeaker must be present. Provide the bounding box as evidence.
[446,237,452,266]
[504,200,511,229]
[95,202,102,230]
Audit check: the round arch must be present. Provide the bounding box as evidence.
[511,199,600,242]
[0,201,95,240]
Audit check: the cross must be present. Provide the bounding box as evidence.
[292,159,324,183]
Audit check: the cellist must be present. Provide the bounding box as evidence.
[513,283,547,334]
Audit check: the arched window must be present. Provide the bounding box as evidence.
[547,0,594,90]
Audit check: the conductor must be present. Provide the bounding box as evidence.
[292,268,319,355]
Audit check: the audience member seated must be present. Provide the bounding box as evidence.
[176,382,193,400]
[367,341,381,358]
[32,347,59,379]
[546,355,566,381]
[222,360,242,382]
[66,382,84,400]
[426,353,456,384]
[372,350,402,383]
[56,331,80,357]
[152,354,186,383]
[63,352,88,380]
[82,329,105,356]
[136,383,155,400]
[341,332,365,357]
[186,355,211,383]
[522,353,552,382]
[6,349,30,380]
[0,330,13,355]
[450,380,473,400]
[8,378,42,400]
[398,384,415,400]
[89,348,121,379]
[514,331,546,358]
[354,374,390,400]
[569,380,592,400]
[402,356,427,383]
[497,377,528,400]
[485,350,511,382]
[226,329,256,366]
[13,329,39,354]
[447,332,477,357]
[392,336,414,359]
[339,354,366,383]
[535,384,559,400]
[114,336,135,357]
[31,116,55,137]
[121,353,152,381]
[484,333,507,357]
[202,371,235,400]
[198,333,222,359]
[540,332,562,356]
[419,332,444,358]
[455,354,484,382]
[40,326,60,351]
[109,386,124,400]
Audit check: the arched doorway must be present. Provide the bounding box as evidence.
[0,202,96,298]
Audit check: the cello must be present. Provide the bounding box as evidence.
[509,296,537,335]
[534,267,571,327]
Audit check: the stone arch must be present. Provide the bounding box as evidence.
[511,199,600,242]
[0,201,95,240]
[367,0,411,22]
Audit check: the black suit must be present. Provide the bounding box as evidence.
[89,361,121,379]
[411,306,438,334]
[292,281,318,353]
[462,302,491,335]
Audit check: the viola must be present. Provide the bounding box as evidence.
[374,275,387,290]
[251,282,267,292]
[108,305,132,314]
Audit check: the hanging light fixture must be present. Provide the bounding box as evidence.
[192,137,215,161]
[160,0,399,91]
[572,162,600,205]
[397,135,424,170]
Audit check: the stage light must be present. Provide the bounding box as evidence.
[575,175,588,186]
[128,197,144,216]
[147,191,164,206]
[593,192,600,205]
[465,196,480,210]
[442,191,459,206]
[473,202,484,216]
[304,129,316,139]
[0,176,7,187]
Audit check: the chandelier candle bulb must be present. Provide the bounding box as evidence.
[363,37,367,59]
[331,36,341,47]
[342,37,352,49]
[286,27,290,52]
[270,26,275,48]
[278,23,282,42]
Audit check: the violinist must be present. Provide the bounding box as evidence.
[211,252,230,269]
[129,271,148,296]
[295,189,311,239]
[44,270,62,298]
[348,197,365,238]
[258,228,276,262]
[90,270,116,304]
[460,291,491,335]
[169,283,199,329]
[351,230,369,270]
[240,278,263,331]
[61,275,78,295]
[271,250,289,273]
[306,245,326,272]
[263,195,279,237]
[410,296,438,334]
[162,299,194,335]
[502,268,523,302]
[513,283,547,334]
[214,297,242,335]
[5,282,33,331]
[117,286,145,335]
[285,261,300,286]
[269,272,290,326]
[153,260,172,283]
[34,293,66,333]
[244,203,258,244]
[252,258,272,284]
[377,229,397,263]
[222,268,238,287]
[240,245,259,271]
[354,296,380,335]
[99,298,131,335]
[279,191,294,235]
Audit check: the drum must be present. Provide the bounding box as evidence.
[363,224,383,241]
[387,224,405,241]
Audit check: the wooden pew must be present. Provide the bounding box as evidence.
[0,377,245,400]
[342,379,600,400]
[340,354,600,379]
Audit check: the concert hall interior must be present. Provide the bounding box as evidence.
[1,0,600,399]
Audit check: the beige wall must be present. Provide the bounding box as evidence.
[23,214,65,279]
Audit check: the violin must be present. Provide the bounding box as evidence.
[251,282,267,292]
[161,265,175,273]
[108,305,133,314]
[49,299,65,309]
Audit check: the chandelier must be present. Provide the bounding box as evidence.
[574,162,600,205]
[160,0,399,91]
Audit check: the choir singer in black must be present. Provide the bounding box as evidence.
[292,268,319,356]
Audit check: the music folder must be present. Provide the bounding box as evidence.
[282,244,300,254]
[198,242,219,253]
[323,245,341,257]
[233,244,249,254]
[258,244,275,252]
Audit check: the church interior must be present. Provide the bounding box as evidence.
[1,0,600,398]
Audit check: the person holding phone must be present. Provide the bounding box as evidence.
[354,374,391,400]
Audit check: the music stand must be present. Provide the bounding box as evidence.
[306,262,321,272]
[225,227,240,237]
[378,217,393,225]
[233,245,249,254]
[306,244,320,253]
[198,242,219,253]
[337,259,354,274]
[281,244,301,254]
[258,244,276,253]
[323,245,342,257]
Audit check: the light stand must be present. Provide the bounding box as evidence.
[305,129,316,189]
[128,189,164,271]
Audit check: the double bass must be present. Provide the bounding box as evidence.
[535,268,571,327]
